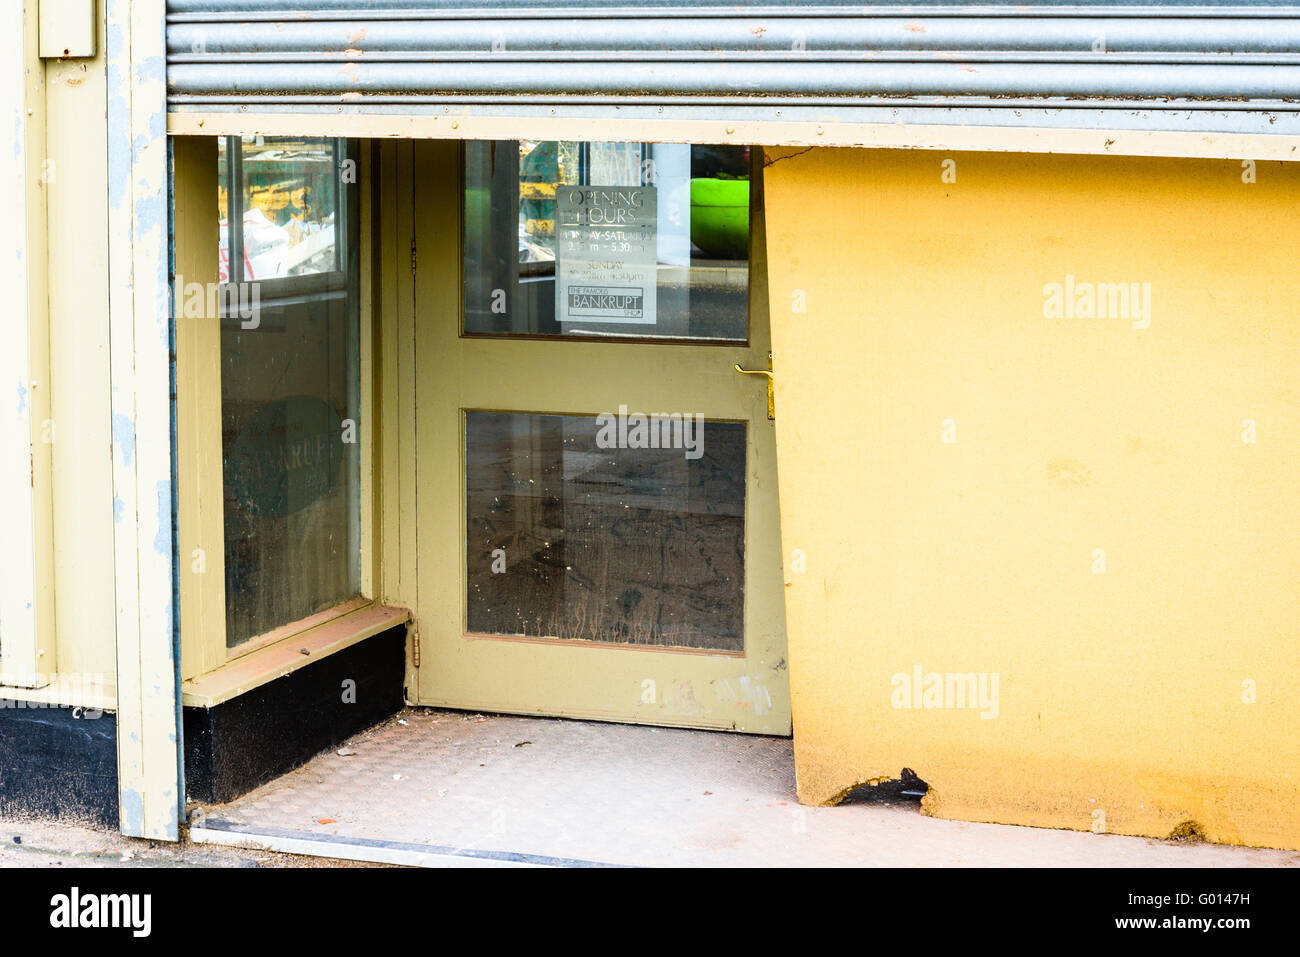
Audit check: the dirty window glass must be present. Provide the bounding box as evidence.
[217,137,361,649]
[465,410,746,651]
[464,141,751,342]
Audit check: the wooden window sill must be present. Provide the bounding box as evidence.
[181,602,411,709]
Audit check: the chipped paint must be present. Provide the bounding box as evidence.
[107,0,182,843]
[712,675,773,716]
[153,480,170,557]
[120,788,145,835]
[111,410,134,466]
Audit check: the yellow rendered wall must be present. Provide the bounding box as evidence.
[764,146,1300,850]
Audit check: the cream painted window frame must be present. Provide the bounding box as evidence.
[168,111,1300,165]
[173,135,379,686]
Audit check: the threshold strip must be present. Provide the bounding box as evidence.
[190,817,625,868]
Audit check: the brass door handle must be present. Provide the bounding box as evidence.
[733,352,775,420]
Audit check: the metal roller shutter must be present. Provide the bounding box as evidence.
[166,2,1300,132]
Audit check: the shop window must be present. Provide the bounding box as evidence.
[216,137,361,649]
[464,141,752,342]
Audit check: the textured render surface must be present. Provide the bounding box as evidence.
[194,709,1297,867]
[762,146,1300,850]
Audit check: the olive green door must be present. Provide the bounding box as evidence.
[410,139,789,734]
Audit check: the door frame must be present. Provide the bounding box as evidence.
[388,137,791,733]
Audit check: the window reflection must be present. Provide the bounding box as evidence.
[465,141,752,341]
[218,136,342,282]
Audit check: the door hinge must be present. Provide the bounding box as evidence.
[410,624,421,668]
[410,237,417,276]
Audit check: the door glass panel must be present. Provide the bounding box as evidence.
[464,141,751,342]
[466,411,746,651]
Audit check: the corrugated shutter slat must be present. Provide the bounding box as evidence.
[166,2,1300,119]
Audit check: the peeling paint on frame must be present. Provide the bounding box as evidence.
[107,0,183,842]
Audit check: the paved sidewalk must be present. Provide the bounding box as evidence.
[190,708,1299,868]
[0,818,376,868]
